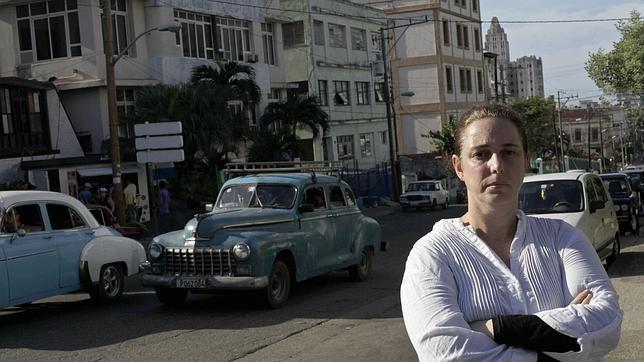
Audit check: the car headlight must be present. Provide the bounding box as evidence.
[149,243,163,260]
[613,205,620,211]
[233,243,251,260]
[621,204,629,211]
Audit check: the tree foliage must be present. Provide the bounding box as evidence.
[509,97,558,159]
[260,93,329,138]
[428,116,457,156]
[586,11,644,95]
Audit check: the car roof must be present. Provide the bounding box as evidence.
[410,180,440,183]
[223,173,346,187]
[600,173,629,179]
[0,190,100,228]
[523,171,594,182]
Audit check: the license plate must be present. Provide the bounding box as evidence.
[176,277,207,289]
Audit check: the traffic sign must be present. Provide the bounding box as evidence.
[134,121,182,137]
[136,149,185,163]
[135,135,183,150]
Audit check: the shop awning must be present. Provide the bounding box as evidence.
[77,164,141,177]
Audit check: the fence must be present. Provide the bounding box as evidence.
[532,156,601,174]
[341,161,392,206]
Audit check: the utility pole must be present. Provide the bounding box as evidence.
[380,27,400,202]
[599,108,604,172]
[587,105,592,171]
[102,0,126,224]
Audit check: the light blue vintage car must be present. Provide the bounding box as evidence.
[0,191,146,309]
[142,173,383,308]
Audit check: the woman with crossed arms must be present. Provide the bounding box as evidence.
[401,105,622,361]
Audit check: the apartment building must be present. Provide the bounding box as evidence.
[280,0,389,170]
[507,55,544,99]
[355,0,485,155]
[483,16,511,99]
[0,0,288,201]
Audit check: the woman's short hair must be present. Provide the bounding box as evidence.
[453,104,528,157]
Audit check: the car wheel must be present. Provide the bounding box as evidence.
[605,235,620,268]
[90,264,124,304]
[155,287,188,307]
[443,198,449,209]
[431,199,437,210]
[628,210,640,234]
[265,260,291,309]
[349,247,373,282]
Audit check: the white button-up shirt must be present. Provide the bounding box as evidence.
[401,210,622,361]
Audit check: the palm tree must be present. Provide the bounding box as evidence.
[190,62,260,106]
[260,93,330,138]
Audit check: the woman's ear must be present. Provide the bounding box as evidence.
[452,154,464,180]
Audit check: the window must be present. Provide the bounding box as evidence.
[334,81,350,105]
[1,204,45,233]
[304,187,326,209]
[337,135,354,160]
[466,69,472,92]
[328,23,346,48]
[477,70,483,93]
[16,0,82,63]
[574,128,582,142]
[343,187,356,206]
[313,20,324,45]
[472,0,478,11]
[446,66,453,93]
[591,127,599,142]
[371,32,382,60]
[351,27,366,51]
[46,204,85,230]
[0,86,50,158]
[359,133,373,157]
[442,20,450,45]
[282,21,304,48]
[318,80,328,106]
[116,87,136,138]
[175,10,214,59]
[474,28,480,51]
[261,23,276,65]
[380,130,388,144]
[215,17,252,61]
[459,68,466,92]
[456,24,463,47]
[374,82,385,102]
[329,186,347,207]
[463,25,469,49]
[356,82,370,105]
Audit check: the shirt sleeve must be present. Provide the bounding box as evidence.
[401,241,537,362]
[534,224,622,361]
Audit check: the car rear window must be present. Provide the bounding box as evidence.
[519,180,584,214]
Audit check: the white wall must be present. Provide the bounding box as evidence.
[400,112,441,155]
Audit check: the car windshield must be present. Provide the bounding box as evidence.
[519,180,584,214]
[217,184,297,209]
[602,177,629,196]
[407,183,436,192]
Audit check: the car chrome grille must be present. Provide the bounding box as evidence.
[162,248,234,276]
[407,195,423,201]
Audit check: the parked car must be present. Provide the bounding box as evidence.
[619,168,644,212]
[399,180,449,211]
[519,171,620,267]
[87,204,148,241]
[141,173,383,308]
[600,173,640,235]
[0,191,146,309]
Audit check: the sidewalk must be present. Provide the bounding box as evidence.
[360,205,398,220]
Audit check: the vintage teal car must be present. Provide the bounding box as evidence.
[141,173,383,308]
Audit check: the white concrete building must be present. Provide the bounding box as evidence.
[484,16,511,101]
[356,0,485,155]
[0,0,289,206]
[508,55,545,99]
[279,0,389,170]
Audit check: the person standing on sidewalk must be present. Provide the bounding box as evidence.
[157,181,171,233]
[400,104,622,361]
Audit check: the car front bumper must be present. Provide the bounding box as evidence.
[141,273,269,290]
[400,200,432,207]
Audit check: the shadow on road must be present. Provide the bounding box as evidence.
[608,251,644,278]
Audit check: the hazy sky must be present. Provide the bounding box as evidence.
[479,1,643,103]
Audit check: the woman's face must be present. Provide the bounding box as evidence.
[452,117,527,209]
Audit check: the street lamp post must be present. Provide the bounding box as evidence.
[102,0,179,223]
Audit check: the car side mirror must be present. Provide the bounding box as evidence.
[590,200,605,213]
[204,203,214,212]
[298,203,315,213]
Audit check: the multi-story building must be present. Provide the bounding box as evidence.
[484,16,510,101]
[356,0,485,156]
[508,55,544,99]
[279,0,389,170]
[0,0,289,205]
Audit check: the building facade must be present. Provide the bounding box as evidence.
[357,0,485,155]
[508,55,544,99]
[0,0,289,200]
[483,16,510,101]
[278,0,389,170]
